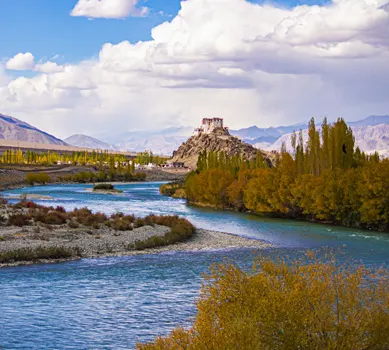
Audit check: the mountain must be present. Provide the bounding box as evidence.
[230,123,306,146]
[263,117,389,158]
[0,113,66,145]
[348,115,389,127]
[170,126,273,169]
[64,134,116,150]
[99,126,194,155]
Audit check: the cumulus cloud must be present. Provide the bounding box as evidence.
[35,61,65,74]
[6,53,64,74]
[71,0,148,19]
[1,0,389,138]
[6,53,35,71]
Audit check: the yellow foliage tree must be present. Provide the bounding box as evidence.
[138,253,389,350]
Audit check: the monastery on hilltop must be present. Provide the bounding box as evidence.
[193,118,229,136]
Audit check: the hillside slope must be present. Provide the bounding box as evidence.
[0,113,66,146]
[170,128,273,169]
[64,134,116,150]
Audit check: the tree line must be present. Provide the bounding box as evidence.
[184,118,389,231]
[0,149,168,168]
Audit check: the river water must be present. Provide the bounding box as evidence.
[1,182,388,349]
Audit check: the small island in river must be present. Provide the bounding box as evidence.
[92,183,123,194]
[0,199,270,268]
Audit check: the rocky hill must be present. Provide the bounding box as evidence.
[0,113,67,145]
[170,128,273,169]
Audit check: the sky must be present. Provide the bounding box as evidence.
[0,0,388,139]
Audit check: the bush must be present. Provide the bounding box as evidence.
[110,218,133,231]
[68,220,79,229]
[0,246,82,263]
[7,214,31,227]
[134,218,146,228]
[137,253,389,350]
[69,208,107,227]
[12,201,46,210]
[133,172,147,181]
[93,183,114,190]
[130,216,195,250]
[35,211,68,225]
[55,206,66,213]
[159,182,183,197]
[26,173,50,186]
[72,172,95,183]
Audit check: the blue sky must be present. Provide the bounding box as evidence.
[0,0,387,138]
[0,0,329,65]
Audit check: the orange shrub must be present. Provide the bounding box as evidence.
[138,253,389,350]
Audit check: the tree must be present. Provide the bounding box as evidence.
[138,253,389,350]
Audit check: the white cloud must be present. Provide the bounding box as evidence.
[6,53,64,74]
[6,52,35,71]
[35,62,65,73]
[71,0,148,19]
[1,0,389,139]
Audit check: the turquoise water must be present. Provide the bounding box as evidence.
[1,182,389,349]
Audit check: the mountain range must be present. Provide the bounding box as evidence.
[0,113,66,146]
[269,123,389,158]
[1,112,389,157]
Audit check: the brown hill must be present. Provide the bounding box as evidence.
[170,127,274,169]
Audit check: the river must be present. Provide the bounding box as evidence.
[1,182,388,349]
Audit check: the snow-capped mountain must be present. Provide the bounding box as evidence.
[230,123,306,146]
[0,113,67,146]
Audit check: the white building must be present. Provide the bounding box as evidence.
[193,118,228,136]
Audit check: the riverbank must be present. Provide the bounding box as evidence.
[0,225,270,268]
[160,183,389,233]
[0,200,270,267]
[0,167,186,191]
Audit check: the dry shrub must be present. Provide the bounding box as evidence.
[0,246,81,263]
[67,208,107,227]
[110,212,124,220]
[110,217,133,231]
[134,218,146,228]
[123,214,135,223]
[137,252,389,350]
[131,216,195,250]
[42,211,68,225]
[68,220,79,229]
[55,206,66,213]
[13,201,45,210]
[93,183,114,190]
[7,214,31,227]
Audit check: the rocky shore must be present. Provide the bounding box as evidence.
[0,201,271,268]
[0,225,270,268]
[143,229,271,253]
